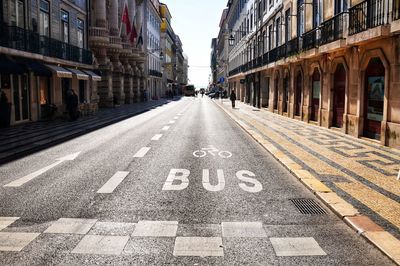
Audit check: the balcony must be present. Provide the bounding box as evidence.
[149,69,162,77]
[0,23,92,65]
[349,0,389,35]
[320,12,347,45]
[302,28,319,51]
[286,38,299,57]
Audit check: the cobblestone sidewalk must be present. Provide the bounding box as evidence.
[217,99,400,264]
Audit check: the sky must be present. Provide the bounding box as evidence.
[161,0,228,88]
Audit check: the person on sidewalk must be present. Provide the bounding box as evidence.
[66,89,79,121]
[230,90,237,109]
[0,90,11,128]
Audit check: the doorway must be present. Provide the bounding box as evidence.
[273,73,279,110]
[295,72,302,116]
[364,57,385,140]
[12,74,30,122]
[283,76,289,113]
[311,68,321,121]
[332,64,346,128]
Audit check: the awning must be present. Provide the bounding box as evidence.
[83,70,102,81]
[14,58,52,77]
[45,64,72,78]
[67,68,89,80]
[0,55,27,74]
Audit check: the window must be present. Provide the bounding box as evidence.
[275,18,280,47]
[268,24,273,50]
[10,0,25,27]
[61,10,69,43]
[285,9,291,43]
[297,1,305,37]
[77,19,84,48]
[313,0,323,28]
[335,0,348,14]
[39,0,50,36]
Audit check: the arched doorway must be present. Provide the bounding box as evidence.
[295,72,302,116]
[332,64,346,128]
[273,72,279,110]
[283,75,289,113]
[364,57,385,140]
[311,68,321,121]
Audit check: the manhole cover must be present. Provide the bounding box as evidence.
[290,198,327,215]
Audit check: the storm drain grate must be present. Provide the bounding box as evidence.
[290,198,327,215]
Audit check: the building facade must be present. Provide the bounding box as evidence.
[175,35,187,88]
[216,8,229,90]
[224,0,400,148]
[0,0,98,125]
[144,0,162,100]
[159,3,177,95]
[210,38,218,85]
[89,0,146,107]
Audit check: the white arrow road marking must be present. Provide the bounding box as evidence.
[162,126,170,131]
[133,147,151,158]
[97,171,130,194]
[152,134,163,141]
[4,152,81,187]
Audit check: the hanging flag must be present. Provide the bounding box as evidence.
[129,20,138,43]
[121,2,131,36]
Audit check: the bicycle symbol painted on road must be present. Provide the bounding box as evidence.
[193,145,233,158]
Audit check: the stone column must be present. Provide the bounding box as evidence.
[94,0,107,28]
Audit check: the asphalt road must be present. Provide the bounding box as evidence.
[0,97,394,265]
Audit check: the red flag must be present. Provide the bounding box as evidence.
[121,3,131,36]
[129,20,138,43]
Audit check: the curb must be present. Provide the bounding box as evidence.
[0,101,168,165]
[215,101,400,265]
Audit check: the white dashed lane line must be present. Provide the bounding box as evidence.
[162,126,170,131]
[133,147,151,158]
[168,120,176,124]
[97,171,130,194]
[151,134,163,141]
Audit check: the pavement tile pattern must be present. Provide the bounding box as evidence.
[217,99,400,264]
[219,100,400,235]
[0,217,327,258]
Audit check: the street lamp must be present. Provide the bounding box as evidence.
[228,29,248,46]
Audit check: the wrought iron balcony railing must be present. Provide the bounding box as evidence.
[302,28,319,51]
[0,23,92,65]
[320,12,347,45]
[286,37,299,56]
[349,0,389,35]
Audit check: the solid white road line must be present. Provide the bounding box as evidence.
[4,161,63,187]
[97,171,130,194]
[4,152,81,188]
[133,147,151,158]
[151,134,163,141]
[162,126,170,131]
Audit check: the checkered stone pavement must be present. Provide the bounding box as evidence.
[0,217,329,259]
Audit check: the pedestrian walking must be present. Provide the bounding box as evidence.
[230,90,237,109]
[66,89,79,121]
[0,90,11,128]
